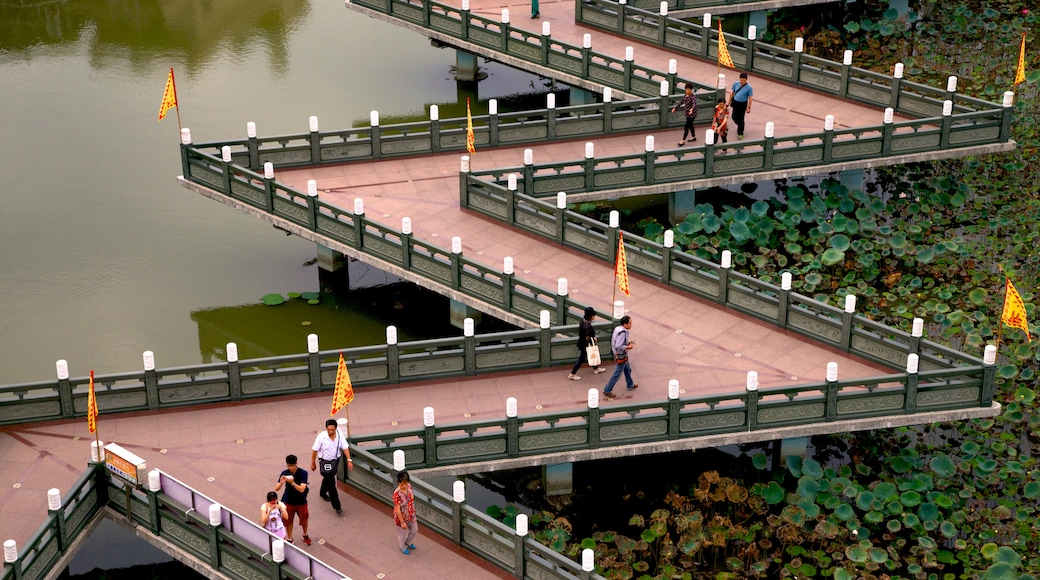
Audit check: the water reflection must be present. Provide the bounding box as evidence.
[0,0,309,73]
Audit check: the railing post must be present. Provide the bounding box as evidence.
[220,145,233,194]
[555,193,567,243]
[666,60,678,101]
[207,504,222,570]
[179,128,192,179]
[513,513,528,579]
[717,251,731,304]
[56,360,73,418]
[905,354,919,413]
[306,180,319,230]
[616,0,626,35]
[659,81,670,129]
[541,21,550,66]
[745,26,757,71]
[90,454,109,506]
[556,278,568,325]
[307,334,322,392]
[623,46,634,93]
[581,34,592,79]
[584,142,596,190]
[489,99,500,146]
[226,343,241,401]
[838,50,852,99]
[546,94,557,140]
[506,397,519,455]
[370,111,382,160]
[881,108,894,156]
[746,371,759,431]
[500,9,510,52]
[4,539,22,580]
[47,488,66,551]
[271,539,286,580]
[459,156,471,209]
[147,470,162,534]
[825,362,838,420]
[523,149,535,195]
[451,236,463,291]
[263,162,275,212]
[716,73,727,111]
[142,351,158,410]
[982,345,997,406]
[890,63,904,109]
[661,230,673,285]
[792,38,803,83]
[909,317,924,356]
[502,257,515,311]
[587,389,600,448]
[704,129,716,176]
[308,116,320,165]
[1000,91,1015,141]
[667,379,680,438]
[840,294,856,351]
[763,122,775,169]
[423,407,437,467]
[602,87,613,133]
[506,173,518,224]
[452,481,466,545]
[700,13,712,60]
[823,115,835,162]
[580,548,595,579]
[430,105,441,154]
[387,326,400,382]
[940,100,953,149]
[422,0,431,27]
[644,135,656,185]
[657,3,667,46]
[353,198,366,251]
[246,122,259,170]
[401,217,413,270]
[461,0,471,40]
[539,311,551,367]
[608,210,620,263]
[777,271,792,327]
[463,317,476,375]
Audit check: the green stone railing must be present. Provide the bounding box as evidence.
[353,364,993,470]
[192,95,718,172]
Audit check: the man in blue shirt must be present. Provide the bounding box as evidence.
[727,73,754,140]
[602,316,638,398]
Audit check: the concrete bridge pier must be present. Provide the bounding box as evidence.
[316,244,351,296]
[668,188,698,225]
[747,10,768,37]
[455,50,480,82]
[569,87,598,105]
[775,436,809,467]
[544,463,573,496]
[839,168,865,193]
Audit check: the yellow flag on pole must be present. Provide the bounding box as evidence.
[158,67,178,121]
[466,98,476,154]
[1015,32,1027,85]
[717,22,734,69]
[330,352,355,415]
[1001,276,1031,340]
[615,232,631,297]
[87,370,99,434]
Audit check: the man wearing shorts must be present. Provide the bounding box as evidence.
[275,454,311,545]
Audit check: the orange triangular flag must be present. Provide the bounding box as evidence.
[466,98,476,154]
[87,370,99,434]
[1015,32,1027,85]
[330,352,355,415]
[615,232,631,297]
[158,68,178,122]
[1001,276,1031,340]
[717,22,734,69]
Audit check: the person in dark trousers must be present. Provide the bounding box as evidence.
[727,73,753,140]
[569,306,607,380]
[671,82,698,146]
[311,419,353,515]
[712,98,729,144]
[602,316,638,398]
[531,0,539,18]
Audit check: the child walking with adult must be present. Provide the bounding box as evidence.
[260,491,289,539]
[712,98,729,144]
[671,83,698,146]
[568,306,607,380]
[393,471,419,554]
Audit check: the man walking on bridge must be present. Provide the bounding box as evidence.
[727,73,753,140]
[312,419,353,515]
[275,454,311,545]
[603,316,638,398]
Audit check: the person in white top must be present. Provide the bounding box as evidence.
[311,419,353,514]
[260,491,288,539]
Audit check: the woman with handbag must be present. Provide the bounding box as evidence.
[569,306,607,380]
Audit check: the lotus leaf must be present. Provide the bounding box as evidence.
[262,293,286,305]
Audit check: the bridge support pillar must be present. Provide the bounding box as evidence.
[779,437,808,466]
[747,11,767,38]
[887,0,909,17]
[569,87,597,105]
[316,245,351,299]
[455,50,479,82]
[450,299,482,331]
[668,188,698,224]
[543,463,573,496]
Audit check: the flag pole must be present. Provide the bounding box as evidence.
[715,20,722,97]
[170,67,183,134]
[345,406,352,439]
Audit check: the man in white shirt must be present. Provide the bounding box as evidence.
[311,419,353,514]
